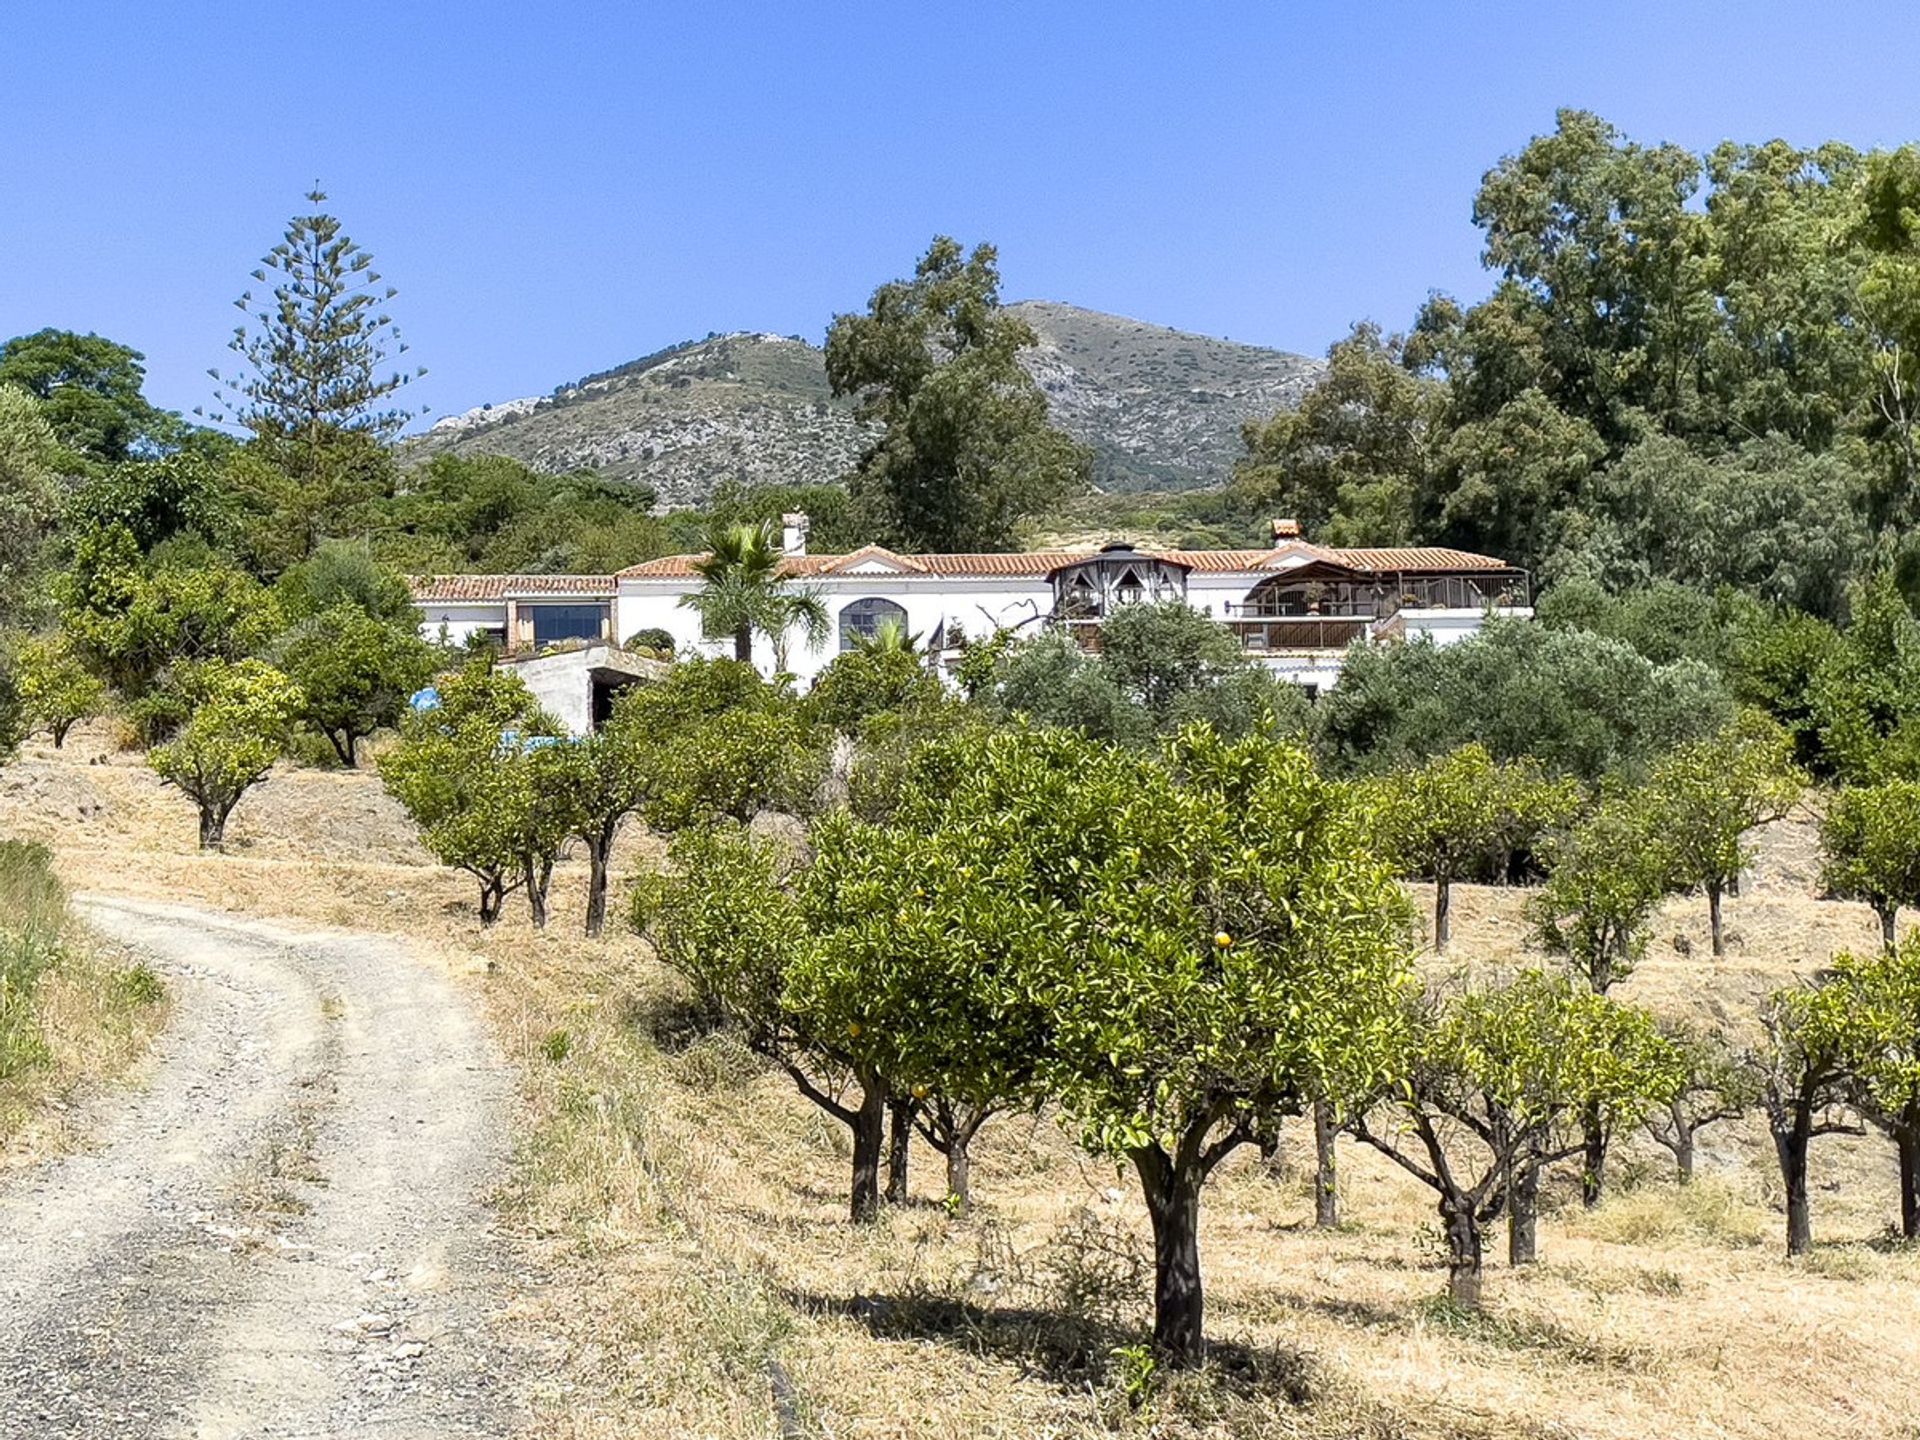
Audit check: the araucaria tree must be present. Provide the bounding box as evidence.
[1820,780,1920,948]
[1366,744,1579,950]
[1644,715,1801,955]
[1350,972,1679,1306]
[149,659,303,848]
[826,236,1091,552]
[210,190,421,554]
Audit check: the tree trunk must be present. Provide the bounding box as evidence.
[734,627,753,663]
[327,728,359,768]
[1442,1197,1484,1308]
[479,877,504,926]
[1581,1099,1606,1210]
[849,1078,886,1223]
[886,1096,913,1204]
[1434,875,1452,952]
[51,720,71,748]
[1898,1110,1920,1241]
[585,832,612,938]
[1708,880,1725,958]
[946,1133,972,1213]
[1134,1151,1206,1367]
[198,804,227,851]
[1880,903,1899,952]
[1670,1100,1696,1185]
[1508,1141,1540,1266]
[526,860,551,930]
[1773,1117,1813,1257]
[1312,1099,1339,1229]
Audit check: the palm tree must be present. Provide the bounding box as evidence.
[680,522,830,670]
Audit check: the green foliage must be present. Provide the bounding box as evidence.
[58,531,281,698]
[0,329,181,466]
[0,840,65,1082]
[275,539,419,627]
[1537,577,1757,669]
[1821,780,1920,941]
[370,453,666,574]
[274,606,439,766]
[1315,620,1733,782]
[984,603,1310,746]
[827,235,1090,551]
[149,658,303,848]
[0,651,24,764]
[1528,791,1674,993]
[679,521,829,668]
[1824,938,1920,1132]
[12,633,107,746]
[0,385,62,614]
[803,645,944,738]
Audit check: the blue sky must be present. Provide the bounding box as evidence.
[7,2,1920,433]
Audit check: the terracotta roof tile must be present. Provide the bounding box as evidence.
[610,542,1519,583]
[410,574,616,601]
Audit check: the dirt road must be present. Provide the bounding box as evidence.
[0,897,521,1438]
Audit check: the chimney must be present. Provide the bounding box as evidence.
[781,511,810,557]
[1271,517,1302,544]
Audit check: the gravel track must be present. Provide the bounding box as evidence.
[0,897,521,1438]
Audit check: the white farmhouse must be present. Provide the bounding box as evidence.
[409,516,1531,732]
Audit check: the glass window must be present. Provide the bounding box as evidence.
[839,597,908,650]
[528,603,607,644]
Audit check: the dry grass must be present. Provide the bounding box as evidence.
[7,726,1920,1438]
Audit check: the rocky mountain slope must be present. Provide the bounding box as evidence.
[410,304,1321,506]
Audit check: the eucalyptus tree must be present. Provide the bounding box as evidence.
[1349,972,1680,1304]
[826,236,1089,552]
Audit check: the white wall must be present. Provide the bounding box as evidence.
[418,602,506,648]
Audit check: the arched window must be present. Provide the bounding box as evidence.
[839,596,909,651]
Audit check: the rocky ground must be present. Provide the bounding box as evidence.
[0,896,521,1438]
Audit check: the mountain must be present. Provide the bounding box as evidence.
[409,304,1322,506]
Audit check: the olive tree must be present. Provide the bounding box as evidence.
[1820,780,1920,949]
[149,659,303,849]
[1366,744,1580,949]
[1644,715,1801,955]
[1349,972,1680,1305]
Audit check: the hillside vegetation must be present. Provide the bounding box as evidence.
[409,303,1321,507]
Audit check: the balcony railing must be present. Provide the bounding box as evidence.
[1225,614,1374,652]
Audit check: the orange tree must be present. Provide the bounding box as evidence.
[1350,972,1679,1306]
[1820,779,1920,949]
[1750,981,1861,1256]
[897,724,1413,1367]
[1827,938,1920,1237]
